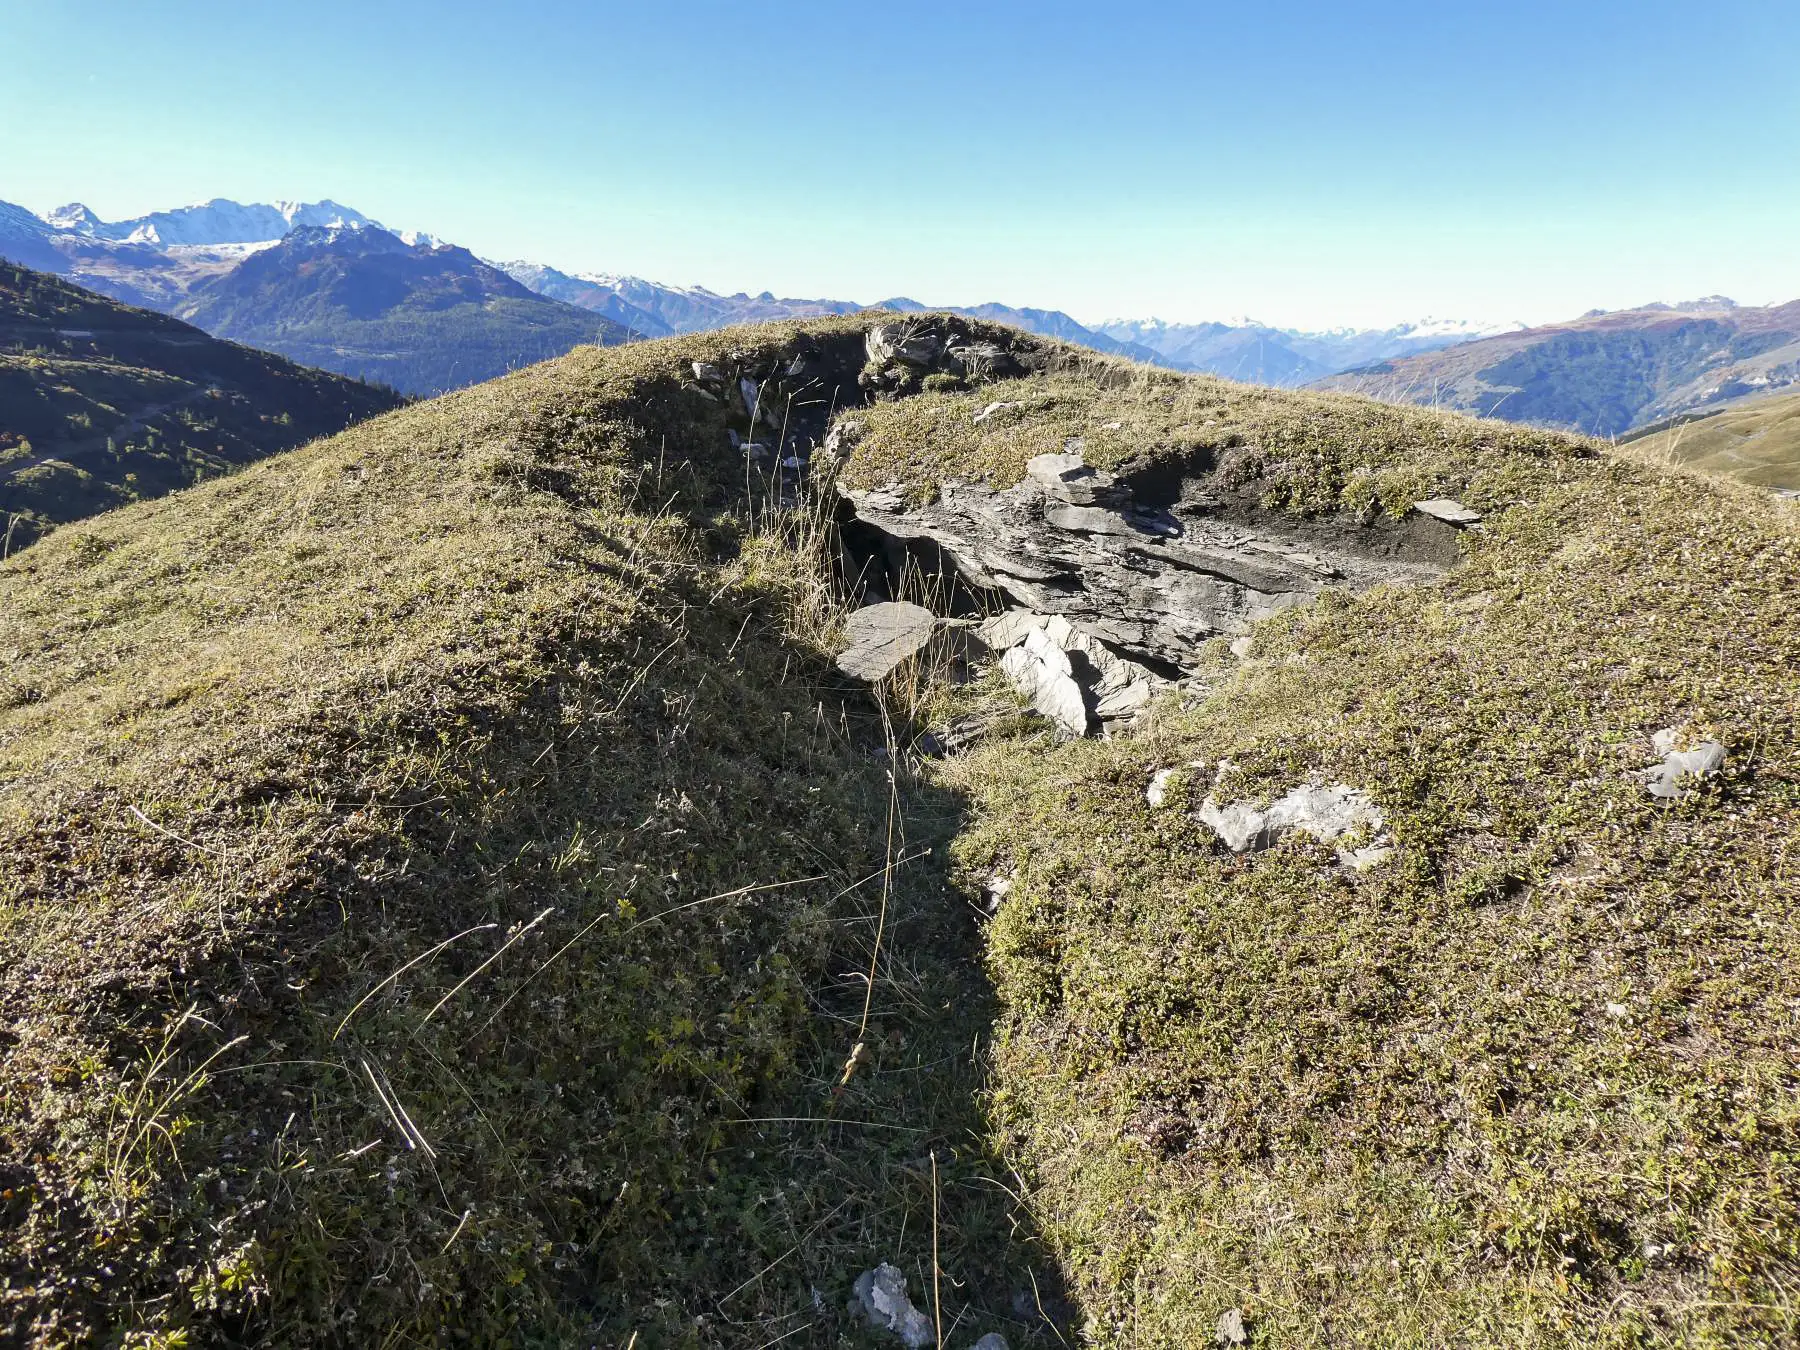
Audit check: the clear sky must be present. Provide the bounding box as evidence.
[5,0,1797,330]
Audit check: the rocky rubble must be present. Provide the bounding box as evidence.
[982,610,1165,736]
[834,436,1453,734]
[681,316,1043,490]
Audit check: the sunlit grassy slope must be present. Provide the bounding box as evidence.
[1623,388,1800,491]
[892,376,1800,1347]
[0,262,404,551]
[4,314,1798,1347]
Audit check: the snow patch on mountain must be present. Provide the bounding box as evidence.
[36,198,382,247]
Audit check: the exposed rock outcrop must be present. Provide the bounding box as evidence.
[838,443,1450,688]
[681,315,1045,490]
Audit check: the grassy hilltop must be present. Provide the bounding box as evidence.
[2,314,1797,1347]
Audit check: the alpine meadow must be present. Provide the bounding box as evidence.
[4,3,1799,1347]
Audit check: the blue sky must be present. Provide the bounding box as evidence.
[5,0,1797,329]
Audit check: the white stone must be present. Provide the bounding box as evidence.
[1636,732,1726,799]
[1001,628,1089,736]
[978,609,1045,650]
[849,1264,935,1349]
[1146,761,1207,807]
[1198,782,1385,861]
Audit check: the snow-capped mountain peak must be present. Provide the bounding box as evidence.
[1376,316,1524,340]
[44,198,386,248]
[42,202,102,233]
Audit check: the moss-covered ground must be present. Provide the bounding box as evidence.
[4,315,1798,1347]
[888,370,1800,1346]
[0,317,1067,1346]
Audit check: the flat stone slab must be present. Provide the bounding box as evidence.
[1413,498,1484,526]
[1027,450,1130,507]
[835,602,939,681]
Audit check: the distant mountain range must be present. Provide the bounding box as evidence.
[1314,298,1800,437]
[1,260,402,550]
[1096,316,1523,386]
[5,194,1794,443]
[173,225,630,396]
[0,193,1522,396]
[43,196,378,246]
[490,263,1518,383]
[492,263,1168,364]
[0,196,442,313]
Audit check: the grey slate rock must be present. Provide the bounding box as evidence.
[867,322,943,367]
[848,1264,935,1348]
[835,602,939,681]
[1413,497,1484,526]
[837,466,1445,680]
[1026,450,1131,507]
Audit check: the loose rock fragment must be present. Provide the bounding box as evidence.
[1146,761,1208,807]
[977,609,1044,650]
[972,400,1021,425]
[970,1335,1011,1350]
[983,610,1165,735]
[867,322,943,367]
[822,418,865,461]
[1217,1307,1249,1345]
[835,602,940,681]
[1636,729,1727,799]
[848,1263,935,1349]
[1001,628,1091,736]
[1027,450,1130,507]
[1198,782,1386,862]
[948,341,1015,378]
[981,870,1015,913]
[1413,498,1483,526]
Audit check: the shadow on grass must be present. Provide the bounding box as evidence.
[710,763,1078,1350]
